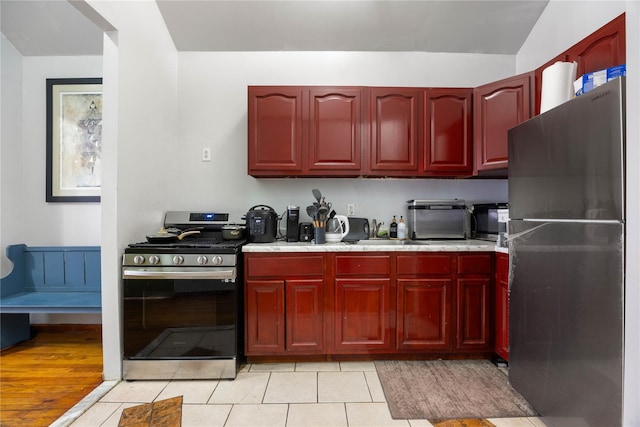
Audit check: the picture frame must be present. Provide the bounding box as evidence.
[46,78,103,202]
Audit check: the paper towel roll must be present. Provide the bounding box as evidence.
[540,61,578,113]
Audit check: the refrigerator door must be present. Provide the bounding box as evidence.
[508,78,625,222]
[509,219,624,427]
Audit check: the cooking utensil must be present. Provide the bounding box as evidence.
[221,224,245,240]
[146,227,201,244]
[312,189,322,203]
[306,205,318,226]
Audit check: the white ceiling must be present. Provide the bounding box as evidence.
[0,0,549,56]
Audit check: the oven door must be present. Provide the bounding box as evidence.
[122,266,240,362]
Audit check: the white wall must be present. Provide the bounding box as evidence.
[174,51,512,227]
[86,0,179,380]
[0,35,23,277]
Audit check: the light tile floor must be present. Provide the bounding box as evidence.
[66,361,548,427]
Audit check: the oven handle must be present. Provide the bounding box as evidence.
[122,268,236,280]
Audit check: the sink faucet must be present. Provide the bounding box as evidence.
[370,219,383,238]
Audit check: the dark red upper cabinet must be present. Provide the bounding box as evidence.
[534,14,625,115]
[367,88,422,176]
[307,88,362,174]
[424,89,473,176]
[567,13,625,78]
[248,87,305,175]
[474,73,533,174]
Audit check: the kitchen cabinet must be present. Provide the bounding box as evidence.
[423,89,473,176]
[534,14,625,115]
[366,88,422,176]
[333,254,393,352]
[249,86,473,178]
[495,252,509,361]
[248,87,305,175]
[244,254,325,355]
[308,87,363,174]
[566,13,625,81]
[396,254,453,351]
[454,254,492,352]
[244,250,496,359]
[474,73,533,174]
[248,86,362,177]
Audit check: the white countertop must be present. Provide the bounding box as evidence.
[243,239,505,253]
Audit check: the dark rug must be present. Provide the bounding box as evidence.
[375,360,538,420]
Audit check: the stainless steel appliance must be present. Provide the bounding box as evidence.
[122,211,247,380]
[407,199,471,239]
[245,205,278,243]
[472,203,508,242]
[508,78,625,427]
[286,205,300,242]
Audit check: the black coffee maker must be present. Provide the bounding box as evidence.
[286,206,300,242]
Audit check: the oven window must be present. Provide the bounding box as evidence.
[123,279,238,359]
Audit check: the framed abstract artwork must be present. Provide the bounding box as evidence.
[46,78,102,202]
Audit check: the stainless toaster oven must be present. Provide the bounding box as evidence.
[407,199,471,240]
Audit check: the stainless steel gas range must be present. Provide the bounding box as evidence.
[121,211,247,380]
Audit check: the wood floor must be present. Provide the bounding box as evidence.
[0,325,103,427]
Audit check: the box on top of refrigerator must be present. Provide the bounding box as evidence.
[574,64,625,96]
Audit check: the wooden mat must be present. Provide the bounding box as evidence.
[118,395,183,427]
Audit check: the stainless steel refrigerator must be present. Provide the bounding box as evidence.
[508,77,625,427]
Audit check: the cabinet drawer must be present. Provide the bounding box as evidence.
[335,255,391,276]
[397,254,452,275]
[457,254,493,274]
[246,255,324,278]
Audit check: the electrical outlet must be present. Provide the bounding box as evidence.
[201,147,211,162]
[347,203,356,216]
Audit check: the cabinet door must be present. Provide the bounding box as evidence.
[286,279,324,353]
[455,277,491,351]
[334,278,392,352]
[424,89,473,175]
[397,278,452,350]
[245,280,285,354]
[367,88,421,175]
[474,73,532,173]
[566,14,625,78]
[495,253,509,360]
[248,87,305,175]
[308,88,362,174]
[534,14,625,115]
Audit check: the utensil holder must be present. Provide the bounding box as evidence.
[313,227,325,244]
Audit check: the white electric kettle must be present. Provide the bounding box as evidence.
[325,215,350,242]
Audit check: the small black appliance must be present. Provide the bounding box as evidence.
[299,222,313,242]
[245,205,278,243]
[286,206,300,242]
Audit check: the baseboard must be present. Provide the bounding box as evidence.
[32,323,102,334]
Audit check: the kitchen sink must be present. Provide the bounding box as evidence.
[356,239,407,246]
[354,239,486,246]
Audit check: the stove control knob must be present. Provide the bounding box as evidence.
[148,256,160,265]
[197,256,208,265]
[172,255,184,265]
[211,256,223,266]
[133,255,145,265]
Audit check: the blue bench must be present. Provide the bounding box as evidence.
[0,244,101,349]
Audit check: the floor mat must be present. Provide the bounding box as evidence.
[375,360,537,420]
